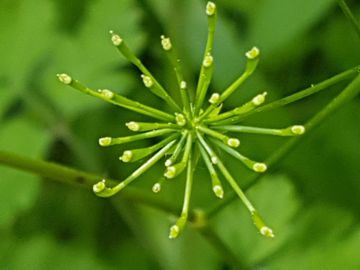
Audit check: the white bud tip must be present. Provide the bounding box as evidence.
[141,74,154,88]
[120,150,133,162]
[253,163,267,173]
[209,93,220,104]
[260,226,275,238]
[291,125,305,135]
[98,89,114,99]
[211,156,218,164]
[169,225,180,239]
[252,92,267,106]
[164,166,176,179]
[93,179,106,193]
[203,53,214,67]
[57,73,72,85]
[227,138,240,148]
[213,185,224,199]
[99,137,112,147]
[165,159,172,167]
[160,35,172,51]
[206,2,216,16]
[109,31,123,46]
[126,121,140,132]
[152,183,161,193]
[246,47,260,60]
[180,81,187,90]
[175,113,186,126]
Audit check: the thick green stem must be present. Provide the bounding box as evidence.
[206,74,360,218]
[211,66,359,125]
[0,150,178,214]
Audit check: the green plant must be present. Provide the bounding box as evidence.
[0,0,359,268]
[55,1,359,241]
[56,2,309,239]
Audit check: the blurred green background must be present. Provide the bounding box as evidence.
[0,0,360,269]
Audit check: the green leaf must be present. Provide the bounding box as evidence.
[249,0,336,54]
[0,117,50,227]
[0,0,55,93]
[42,0,145,117]
[264,204,359,269]
[214,174,301,265]
[0,234,110,270]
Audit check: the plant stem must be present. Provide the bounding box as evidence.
[0,150,179,215]
[338,1,360,39]
[206,74,360,218]
[194,2,217,115]
[211,65,359,125]
[111,34,182,112]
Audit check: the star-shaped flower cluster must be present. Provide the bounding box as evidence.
[57,2,305,239]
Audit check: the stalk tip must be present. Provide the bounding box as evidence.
[246,47,260,60]
[227,138,240,148]
[253,162,267,173]
[109,30,123,46]
[291,125,305,135]
[169,225,180,239]
[57,73,72,85]
[152,182,162,193]
[160,35,172,51]
[206,2,216,16]
[99,137,112,147]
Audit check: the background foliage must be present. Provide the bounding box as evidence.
[0,0,359,269]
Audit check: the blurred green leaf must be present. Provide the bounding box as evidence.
[42,0,145,118]
[249,0,336,55]
[214,174,301,265]
[264,204,359,269]
[0,0,55,94]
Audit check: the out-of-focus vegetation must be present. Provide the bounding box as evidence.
[0,0,359,269]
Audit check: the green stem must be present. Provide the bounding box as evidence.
[0,150,178,214]
[64,77,175,122]
[213,125,304,137]
[206,74,360,218]
[111,33,182,112]
[161,36,192,116]
[211,66,359,125]
[94,140,177,197]
[338,1,360,39]
[101,129,177,147]
[198,142,224,199]
[194,2,217,115]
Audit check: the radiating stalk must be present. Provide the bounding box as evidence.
[109,31,181,112]
[198,142,224,199]
[99,129,176,147]
[93,139,177,197]
[164,133,193,179]
[194,2,217,115]
[213,125,305,136]
[211,66,359,125]
[57,74,175,122]
[169,150,195,239]
[120,133,180,163]
[160,35,192,116]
